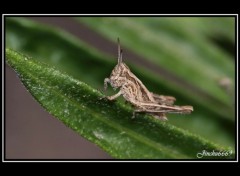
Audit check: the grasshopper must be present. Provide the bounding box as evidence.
[104,39,193,120]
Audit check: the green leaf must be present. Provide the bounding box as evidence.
[6,48,234,159]
[6,17,235,150]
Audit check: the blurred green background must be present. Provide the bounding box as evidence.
[5,17,235,158]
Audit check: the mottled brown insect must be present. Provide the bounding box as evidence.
[104,39,193,120]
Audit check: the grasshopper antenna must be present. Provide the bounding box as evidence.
[117,38,123,64]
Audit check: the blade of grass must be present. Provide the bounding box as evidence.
[6,48,234,159]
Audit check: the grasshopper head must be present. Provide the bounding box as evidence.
[109,38,128,89]
[109,62,126,89]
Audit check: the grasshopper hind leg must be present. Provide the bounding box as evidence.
[150,113,168,121]
[132,108,146,119]
[132,110,168,121]
[152,93,176,105]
